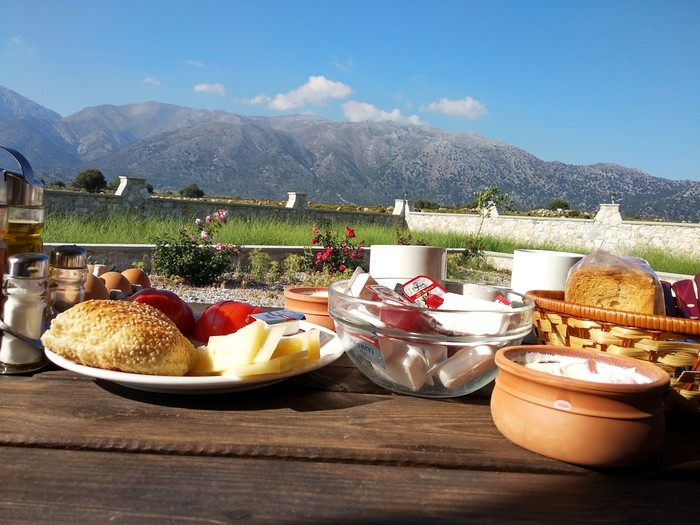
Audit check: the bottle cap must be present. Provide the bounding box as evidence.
[1,146,43,206]
[6,252,49,278]
[50,245,87,269]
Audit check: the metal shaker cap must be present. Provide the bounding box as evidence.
[6,253,49,278]
[50,245,87,269]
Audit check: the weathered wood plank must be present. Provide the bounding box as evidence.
[0,367,579,475]
[2,367,699,478]
[0,446,695,525]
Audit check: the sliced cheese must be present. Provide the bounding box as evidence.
[252,323,288,363]
[189,321,268,375]
[222,350,310,377]
[188,324,324,377]
[273,329,321,363]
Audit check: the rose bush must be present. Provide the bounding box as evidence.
[153,209,240,286]
[308,220,365,274]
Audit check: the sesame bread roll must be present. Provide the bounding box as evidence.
[41,300,197,376]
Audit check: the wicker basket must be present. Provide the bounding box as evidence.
[527,290,700,413]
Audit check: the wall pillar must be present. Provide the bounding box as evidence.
[594,203,622,226]
[286,192,308,209]
[392,198,414,216]
[115,176,150,204]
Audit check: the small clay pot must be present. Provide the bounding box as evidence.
[284,287,335,331]
[491,345,670,468]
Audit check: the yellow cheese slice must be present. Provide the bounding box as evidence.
[272,329,321,363]
[222,350,310,377]
[189,321,268,375]
[252,323,288,363]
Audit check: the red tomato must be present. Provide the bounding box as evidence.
[194,301,263,343]
[129,288,195,335]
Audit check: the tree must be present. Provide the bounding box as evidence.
[472,186,515,214]
[73,169,106,193]
[180,183,205,198]
[414,199,440,210]
[547,198,570,210]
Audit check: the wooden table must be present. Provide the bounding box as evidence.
[1,340,698,524]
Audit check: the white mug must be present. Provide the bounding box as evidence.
[369,245,447,282]
[510,249,584,296]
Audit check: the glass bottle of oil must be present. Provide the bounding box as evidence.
[0,170,7,287]
[1,147,44,257]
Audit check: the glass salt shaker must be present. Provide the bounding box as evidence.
[0,252,50,374]
[49,245,87,318]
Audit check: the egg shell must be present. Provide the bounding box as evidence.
[100,271,134,297]
[121,268,152,289]
[84,273,110,300]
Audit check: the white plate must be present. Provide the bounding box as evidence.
[45,322,344,394]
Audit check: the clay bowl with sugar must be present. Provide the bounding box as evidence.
[491,345,670,468]
[328,279,535,398]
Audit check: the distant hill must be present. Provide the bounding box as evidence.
[1,84,698,222]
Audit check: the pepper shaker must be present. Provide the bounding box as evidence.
[49,245,87,318]
[0,252,49,374]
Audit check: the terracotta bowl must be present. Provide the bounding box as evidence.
[491,345,670,468]
[284,287,335,331]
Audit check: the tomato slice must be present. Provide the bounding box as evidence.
[129,288,196,336]
[194,301,264,343]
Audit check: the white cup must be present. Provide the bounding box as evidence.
[369,245,447,282]
[510,249,584,296]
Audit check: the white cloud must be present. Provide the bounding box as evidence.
[193,83,225,95]
[422,96,487,119]
[265,76,352,110]
[186,59,206,68]
[240,94,270,105]
[143,77,161,88]
[342,100,422,125]
[333,58,354,72]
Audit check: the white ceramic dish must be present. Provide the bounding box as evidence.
[45,322,344,394]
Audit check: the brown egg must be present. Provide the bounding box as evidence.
[84,273,110,301]
[99,271,134,297]
[121,268,152,290]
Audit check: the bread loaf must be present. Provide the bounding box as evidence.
[565,251,664,315]
[41,300,197,376]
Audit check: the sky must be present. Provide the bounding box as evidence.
[1,0,699,182]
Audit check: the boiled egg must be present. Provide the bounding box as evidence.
[100,271,134,297]
[84,273,110,300]
[121,268,152,290]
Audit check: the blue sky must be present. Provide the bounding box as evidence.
[2,0,698,182]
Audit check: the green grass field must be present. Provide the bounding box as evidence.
[42,211,700,275]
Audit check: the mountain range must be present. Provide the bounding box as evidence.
[1,84,698,222]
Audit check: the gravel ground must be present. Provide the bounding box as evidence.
[149,269,511,307]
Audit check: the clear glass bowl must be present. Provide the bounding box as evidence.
[328,279,535,398]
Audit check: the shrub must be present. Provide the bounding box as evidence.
[245,249,282,283]
[308,220,365,274]
[152,209,239,286]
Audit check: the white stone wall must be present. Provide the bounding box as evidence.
[44,183,699,259]
[406,204,700,258]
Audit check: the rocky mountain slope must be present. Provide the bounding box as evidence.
[1,85,698,221]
